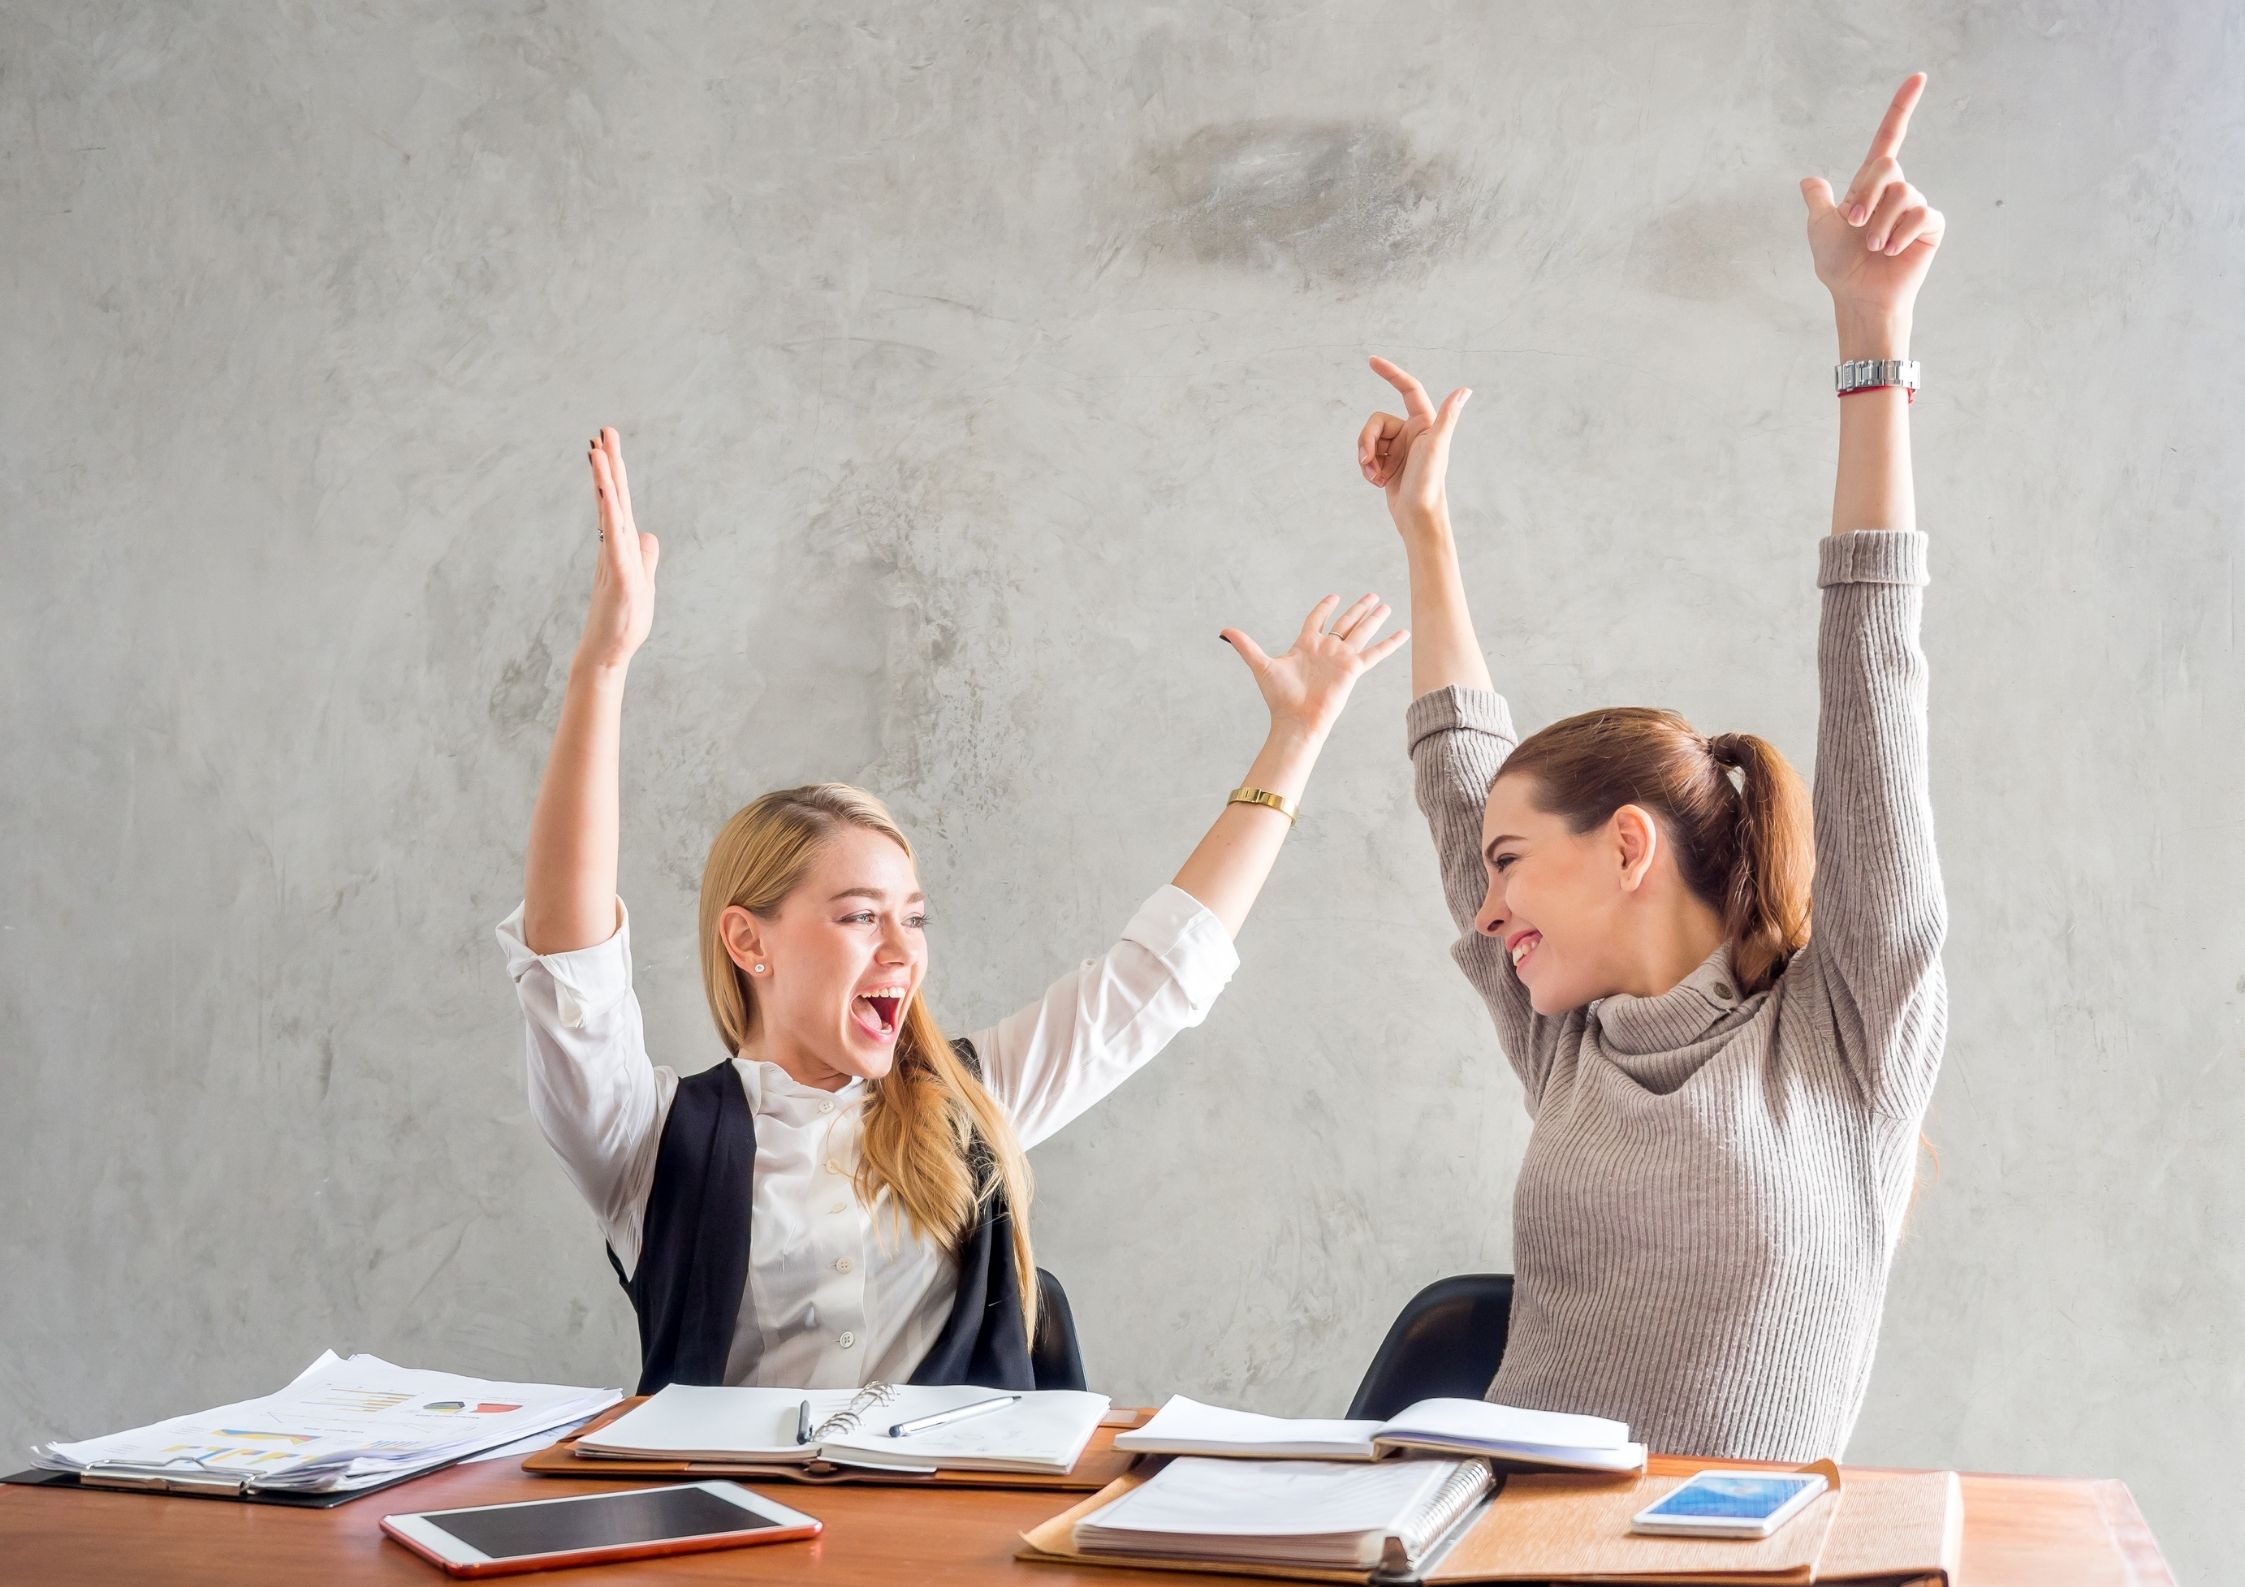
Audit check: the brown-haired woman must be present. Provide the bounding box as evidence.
[498,431,1407,1395]
[1355,75,1948,1462]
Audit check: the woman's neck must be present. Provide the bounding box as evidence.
[737,1027,855,1092]
[1616,894,1730,999]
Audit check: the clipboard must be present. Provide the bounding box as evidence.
[521,1397,1151,1491]
[2,1456,467,1510]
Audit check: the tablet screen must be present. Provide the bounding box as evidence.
[433,1486,778,1560]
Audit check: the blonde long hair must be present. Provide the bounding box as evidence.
[696,784,1037,1333]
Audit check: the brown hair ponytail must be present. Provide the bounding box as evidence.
[1703,732,1815,993]
[1501,710,1815,996]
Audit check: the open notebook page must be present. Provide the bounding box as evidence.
[574,1385,861,1459]
[817,1389,1110,1473]
[1113,1396,1384,1458]
[1375,1397,1645,1472]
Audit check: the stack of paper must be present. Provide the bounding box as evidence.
[1116,1394,1647,1474]
[30,1351,620,1494]
[577,1382,1112,1475]
[1073,1456,1496,1572]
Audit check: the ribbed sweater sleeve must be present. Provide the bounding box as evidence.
[1406,686,1565,1110]
[1801,530,1950,1122]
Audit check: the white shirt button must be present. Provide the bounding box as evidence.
[835,1257,852,1274]
[838,1331,856,1349]
[830,1202,848,1215]
[819,1099,835,1114]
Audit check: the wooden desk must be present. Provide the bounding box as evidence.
[0,1448,2173,1585]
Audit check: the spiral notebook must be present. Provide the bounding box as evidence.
[574,1382,1110,1475]
[1070,1456,1496,1573]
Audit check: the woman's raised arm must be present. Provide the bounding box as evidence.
[1795,75,1951,1115]
[1801,72,1939,538]
[522,427,662,955]
[1360,360,1557,1096]
[970,592,1407,1139]
[1171,592,1410,935]
[1358,360,1488,700]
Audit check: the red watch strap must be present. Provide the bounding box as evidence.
[1837,384,1915,404]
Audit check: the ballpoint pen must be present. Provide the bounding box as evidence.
[795,1398,813,1446]
[887,1394,1021,1438]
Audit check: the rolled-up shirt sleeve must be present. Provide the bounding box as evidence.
[969,884,1240,1150]
[495,900,673,1274]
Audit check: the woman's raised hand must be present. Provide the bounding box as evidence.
[1800,74,1945,322]
[1221,594,1409,741]
[1357,358,1472,535]
[578,427,661,672]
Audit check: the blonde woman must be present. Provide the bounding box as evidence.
[498,429,1406,1394]
[1357,76,1949,1459]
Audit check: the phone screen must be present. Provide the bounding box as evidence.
[1643,1473,1821,1521]
[431,1486,778,1560]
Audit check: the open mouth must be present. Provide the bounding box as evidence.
[851,990,904,1042]
[1508,932,1542,973]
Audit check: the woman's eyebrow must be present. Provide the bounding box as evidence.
[1483,835,1526,861]
[828,887,929,904]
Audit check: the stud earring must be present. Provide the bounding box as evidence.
[752,963,766,974]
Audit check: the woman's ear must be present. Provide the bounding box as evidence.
[719,904,767,976]
[1612,804,1660,893]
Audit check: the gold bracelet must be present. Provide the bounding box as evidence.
[1227,786,1298,825]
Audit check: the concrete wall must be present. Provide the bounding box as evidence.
[4,2,2238,1575]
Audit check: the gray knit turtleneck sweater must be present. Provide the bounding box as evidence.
[1406,529,1947,1461]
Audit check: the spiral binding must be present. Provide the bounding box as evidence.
[1385,1459,1497,1571]
[811,1381,901,1440]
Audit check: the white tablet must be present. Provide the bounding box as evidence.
[381,1481,821,1577]
[1628,1470,1828,1538]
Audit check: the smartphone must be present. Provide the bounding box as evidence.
[1628,1470,1828,1538]
[381,1481,821,1577]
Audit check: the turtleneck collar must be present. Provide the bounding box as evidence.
[1589,941,1753,1060]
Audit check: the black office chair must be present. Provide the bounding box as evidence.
[1031,1268,1088,1391]
[1346,1274,1514,1420]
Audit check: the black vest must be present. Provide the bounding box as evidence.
[608,1039,1034,1396]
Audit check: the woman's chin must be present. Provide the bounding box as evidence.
[833,1040,896,1081]
[1524,974,1577,1018]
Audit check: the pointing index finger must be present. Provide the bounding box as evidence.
[1864,72,1927,163]
[1369,356,1436,422]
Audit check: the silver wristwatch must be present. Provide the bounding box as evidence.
[1834,358,1920,395]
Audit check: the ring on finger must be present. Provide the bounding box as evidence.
[1330,598,1377,638]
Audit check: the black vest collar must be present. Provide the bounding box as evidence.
[609,1039,1033,1395]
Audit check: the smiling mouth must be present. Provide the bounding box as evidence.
[1508,932,1542,971]
[851,992,903,1041]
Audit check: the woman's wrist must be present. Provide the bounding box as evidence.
[1393,501,1456,547]
[1242,719,1328,802]
[1834,304,1914,361]
[568,650,633,694]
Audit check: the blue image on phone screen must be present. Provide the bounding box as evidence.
[1647,1474,1818,1519]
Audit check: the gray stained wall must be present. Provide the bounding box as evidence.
[3,2,2238,1577]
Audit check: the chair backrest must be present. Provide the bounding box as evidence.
[1346,1273,1514,1421]
[1031,1267,1088,1391]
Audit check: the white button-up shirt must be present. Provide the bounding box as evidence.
[496,885,1237,1389]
